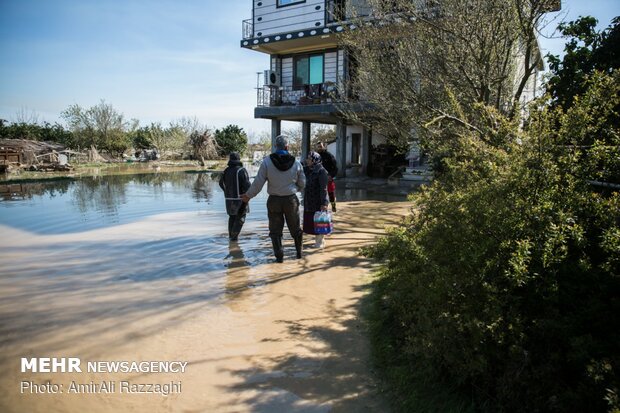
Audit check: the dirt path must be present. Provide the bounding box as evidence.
[0,200,409,413]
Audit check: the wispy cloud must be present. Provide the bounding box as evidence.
[0,1,263,129]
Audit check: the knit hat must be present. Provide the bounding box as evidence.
[229,152,240,161]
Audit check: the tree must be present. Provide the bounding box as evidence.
[171,116,203,138]
[546,16,620,110]
[61,100,130,155]
[39,122,73,146]
[281,125,302,157]
[352,9,620,407]
[367,70,620,413]
[340,0,559,150]
[131,126,154,150]
[188,128,218,166]
[311,124,336,148]
[255,130,272,153]
[0,120,72,146]
[214,125,248,157]
[139,122,186,159]
[13,107,40,124]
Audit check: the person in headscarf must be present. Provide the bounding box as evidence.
[316,141,338,212]
[303,151,329,248]
[219,152,251,241]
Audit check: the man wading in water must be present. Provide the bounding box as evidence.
[241,135,305,263]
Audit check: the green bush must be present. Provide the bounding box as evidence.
[0,121,72,146]
[215,125,248,157]
[366,72,620,412]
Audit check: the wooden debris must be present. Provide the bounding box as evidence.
[0,139,75,174]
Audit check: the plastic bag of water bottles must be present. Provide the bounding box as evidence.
[313,210,333,235]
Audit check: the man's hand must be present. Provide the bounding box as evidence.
[241,194,250,203]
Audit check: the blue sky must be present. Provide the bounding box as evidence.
[0,0,618,138]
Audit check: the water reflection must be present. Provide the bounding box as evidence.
[0,172,220,234]
[0,179,72,201]
[190,172,214,202]
[225,241,252,310]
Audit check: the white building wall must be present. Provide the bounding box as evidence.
[327,141,337,158]
[346,125,364,164]
[513,40,541,106]
[327,124,388,168]
[337,49,345,87]
[282,57,294,87]
[254,0,326,37]
[324,51,338,83]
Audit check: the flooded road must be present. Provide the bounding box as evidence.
[0,171,408,412]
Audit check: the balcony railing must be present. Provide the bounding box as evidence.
[242,19,253,40]
[257,82,351,108]
[242,1,373,41]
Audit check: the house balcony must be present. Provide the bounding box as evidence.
[241,1,372,53]
[257,82,345,107]
[242,19,253,40]
[254,82,370,123]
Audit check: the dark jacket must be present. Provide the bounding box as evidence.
[318,150,338,178]
[219,160,251,216]
[303,163,329,213]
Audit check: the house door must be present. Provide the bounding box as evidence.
[351,133,361,165]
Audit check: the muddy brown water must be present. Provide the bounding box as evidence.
[0,171,409,412]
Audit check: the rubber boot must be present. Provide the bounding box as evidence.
[228,216,235,239]
[331,202,337,213]
[294,233,303,259]
[271,236,284,263]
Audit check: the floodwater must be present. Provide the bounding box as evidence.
[0,171,408,413]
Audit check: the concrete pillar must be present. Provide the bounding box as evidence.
[301,121,311,161]
[271,119,281,152]
[336,119,346,178]
[361,126,371,176]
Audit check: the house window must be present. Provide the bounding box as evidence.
[277,0,305,7]
[294,54,324,88]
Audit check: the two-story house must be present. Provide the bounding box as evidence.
[241,0,377,178]
[240,0,560,178]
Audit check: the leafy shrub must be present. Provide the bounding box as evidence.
[215,125,248,157]
[366,72,620,412]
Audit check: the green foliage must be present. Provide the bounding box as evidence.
[556,72,620,184]
[214,125,248,157]
[311,125,336,148]
[61,100,131,155]
[129,122,186,159]
[130,126,154,150]
[547,16,620,110]
[0,121,72,145]
[366,71,620,412]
